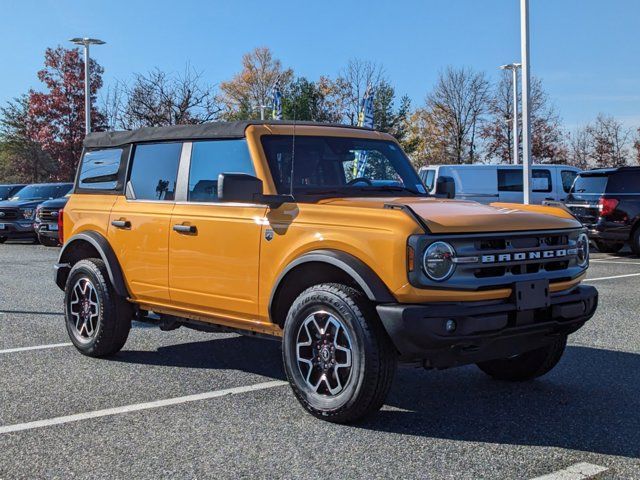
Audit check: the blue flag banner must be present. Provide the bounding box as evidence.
[354,85,375,177]
[272,83,283,120]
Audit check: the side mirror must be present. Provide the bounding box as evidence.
[435,176,455,199]
[218,173,263,203]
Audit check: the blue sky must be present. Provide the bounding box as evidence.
[1,0,639,130]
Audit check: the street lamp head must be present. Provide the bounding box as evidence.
[69,37,106,46]
[499,63,522,71]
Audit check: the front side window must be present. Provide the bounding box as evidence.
[421,169,436,191]
[261,135,424,197]
[188,139,255,202]
[561,170,578,193]
[129,143,182,201]
[79,148,123,190]
[497,169,552,193]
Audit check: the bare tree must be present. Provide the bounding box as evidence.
[218,47,293,120]
[426,67,490,164]
[567,126,591,170]
[115,67,222,129]
[482,73,566,164]
[586,114,630,167]
[335,58,385,125]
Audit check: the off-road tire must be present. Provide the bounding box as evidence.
[64,258,132,357]
[282,283,396,423]
[476,335,567,381]
[631,228,640,256]
[594,240,624,254]
[38,236,59,247]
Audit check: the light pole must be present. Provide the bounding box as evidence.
[70,37,105,134]
[520,0,532,204]
[500,63,521,165]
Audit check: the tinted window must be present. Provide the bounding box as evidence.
[570,174,608,194]
[9,184,72,201]
[607,170,640,194]
[129,143,182,201]
[79,148,123,190]
[497,169,552,192]
[561,170,578,193]
[0,186,16,200]
[188,140,254,202]
[261,135,424,195]
[421,169,436,191]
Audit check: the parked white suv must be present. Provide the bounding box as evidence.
[419,164,580,204]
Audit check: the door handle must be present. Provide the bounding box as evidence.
[173,224,197,234]
[111,219,131,229]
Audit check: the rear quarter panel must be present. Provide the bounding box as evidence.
[63,194,118,242]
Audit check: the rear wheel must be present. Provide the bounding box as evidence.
[594,240,624,253]
[476,336,567,381]
[64,258,132,357]
[282,283,396,424]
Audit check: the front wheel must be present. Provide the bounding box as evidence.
[282,283,396,423]
[64,258,132,357]
[476,336,567,381]
[594,240,623,253]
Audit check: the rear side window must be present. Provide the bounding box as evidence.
[78,148,123,190]
[498,169,552,192]
[188,139,255,202]
[607,170,640,193]
[129,143,182,201]
[420,169,436,191]
[561,170,578,193]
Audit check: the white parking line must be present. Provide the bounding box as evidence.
[585,272,640,282]
[0,380,288,435]
[0,342,72,354]
[530,462,607,479]
[590,259,640,265]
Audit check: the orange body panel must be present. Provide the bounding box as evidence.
[63,124,587,336]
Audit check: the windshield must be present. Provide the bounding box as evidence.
[261,135,426,198]
[9,184,72,201]
[569,174,608,195]
[0,186,17,200]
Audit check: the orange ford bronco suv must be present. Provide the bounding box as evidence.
[55,121,598,423]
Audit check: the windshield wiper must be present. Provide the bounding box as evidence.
[354,185,422,195]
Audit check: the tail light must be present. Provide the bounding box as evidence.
[57,208,64,245]
[598,197,619,217]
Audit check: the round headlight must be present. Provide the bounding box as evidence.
[423,241,456,281]
[576,233,589,267]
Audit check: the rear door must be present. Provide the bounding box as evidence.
[168,139,266,323]
[497,167,555,204]
[108,142,183,303]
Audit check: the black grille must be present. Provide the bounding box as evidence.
[39,208,59,222]
[0,208,18,220]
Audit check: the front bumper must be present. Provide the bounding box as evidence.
[35,222,59,240]
[0,221,36,239]
[377,285,598,367]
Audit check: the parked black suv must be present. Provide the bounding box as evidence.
[0,183,73,244]
[0,184,26,201]
[566,167,640,254]
[34,195,69,246]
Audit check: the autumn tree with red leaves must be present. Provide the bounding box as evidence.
[27,46,105,180]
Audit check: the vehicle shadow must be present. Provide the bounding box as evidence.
[112,337,639,459]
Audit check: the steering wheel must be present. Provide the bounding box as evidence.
[347,177,373,186]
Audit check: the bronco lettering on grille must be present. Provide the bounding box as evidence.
[481,249,568,264]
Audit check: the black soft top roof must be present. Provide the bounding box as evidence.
[83,121,373,149]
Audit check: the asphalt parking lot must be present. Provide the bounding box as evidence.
[0,243,639,479]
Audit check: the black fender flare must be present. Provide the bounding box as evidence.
[268,249,396,319]
[55,231,129,297]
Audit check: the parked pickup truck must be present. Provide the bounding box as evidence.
[54,121,597,423]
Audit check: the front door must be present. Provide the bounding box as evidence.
[168,139,267,323]
[108,142,183,303]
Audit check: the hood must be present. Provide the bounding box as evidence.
[39,197,69,209]
[0,199,43,209]
[319,197,581,233]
